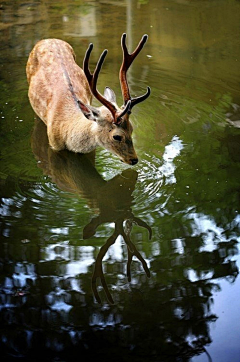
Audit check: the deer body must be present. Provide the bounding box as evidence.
[26,35,150,165]
[27,39,105,154]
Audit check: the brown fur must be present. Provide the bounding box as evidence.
[26,38,138,164]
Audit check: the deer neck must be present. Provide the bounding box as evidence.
[64,111,99,154]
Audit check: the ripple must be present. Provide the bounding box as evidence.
[134,136,184,207]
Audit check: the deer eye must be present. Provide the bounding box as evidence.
[113,135,122,142]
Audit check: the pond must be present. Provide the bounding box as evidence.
[1,0,240,361]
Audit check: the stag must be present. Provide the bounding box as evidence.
[27,34,150,165]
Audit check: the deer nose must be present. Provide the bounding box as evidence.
[130,158,138,165]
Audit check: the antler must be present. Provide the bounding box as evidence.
[120,33,151,109]
[83,43,131,124]
[91,218,151,304]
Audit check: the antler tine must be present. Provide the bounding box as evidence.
[92,231,117,304]
[83,43,117,119]
[120,33,151,108]
[121,33,149,69]
[130,86,151,108]
[123,220,150,282]
[132,216,152,240]
[116,99,131,123]
[83,43,94,83]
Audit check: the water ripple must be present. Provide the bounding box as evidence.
[134,136,184,207]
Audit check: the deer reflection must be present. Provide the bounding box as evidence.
[31,118,151,303]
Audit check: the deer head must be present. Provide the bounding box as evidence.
[79,33,151,165]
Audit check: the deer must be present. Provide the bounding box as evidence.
[26,34,151,165]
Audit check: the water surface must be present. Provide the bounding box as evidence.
[1,1,240,361]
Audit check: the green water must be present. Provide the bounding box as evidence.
[1,1,240,361]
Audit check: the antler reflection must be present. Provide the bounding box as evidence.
[89,217,151,304]
[84,212,152,304]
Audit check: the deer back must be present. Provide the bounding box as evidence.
[27,39,97,152]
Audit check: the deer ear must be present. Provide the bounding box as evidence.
[104,87,116,103]
[78,100,97,121]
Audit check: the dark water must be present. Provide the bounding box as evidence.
[1,1,240,361]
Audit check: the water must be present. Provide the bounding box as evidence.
[1,0,240,361]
